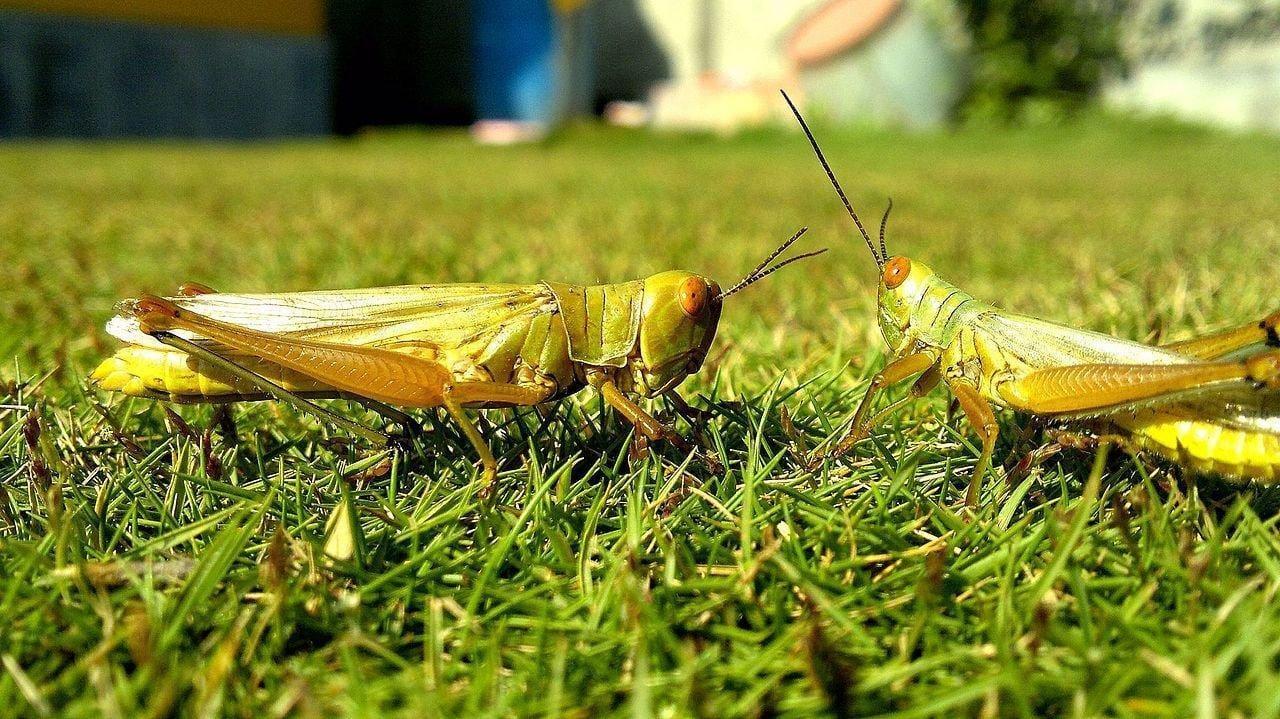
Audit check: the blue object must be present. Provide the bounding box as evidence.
[0,10,330,139]
[472,0,558,124]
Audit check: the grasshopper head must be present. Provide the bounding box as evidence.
[876,256,934,350]
[633,228,825,395]
[635,270,723,394]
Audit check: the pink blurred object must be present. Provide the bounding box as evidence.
[786,0,903,68]
[603,101,649,128]
[470,119,547,145]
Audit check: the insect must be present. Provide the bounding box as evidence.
[782,91,1280,506]
[91,230,824,490]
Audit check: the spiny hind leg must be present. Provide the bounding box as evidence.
[1162,309,1280,360]
[135,296,554,487]
[1004,351,1280,415]
[148,331,390,445]
[347,395,424,442]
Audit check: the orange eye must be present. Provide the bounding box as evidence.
[679,277,709,317]
[883,257,911,289]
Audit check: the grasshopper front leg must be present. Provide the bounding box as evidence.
[594,376,680,446]
[948,381,999,510]
[821,351,938,461]
[591,372,721,471]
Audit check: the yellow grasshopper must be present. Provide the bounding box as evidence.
[782,92,1280,506]
[91,229,824,488]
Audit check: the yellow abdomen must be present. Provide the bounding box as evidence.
[90,346,333,401]
[1117,411,1280,482]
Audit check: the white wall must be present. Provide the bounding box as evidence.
[636,0,814,84]
[1107,0,1280,131]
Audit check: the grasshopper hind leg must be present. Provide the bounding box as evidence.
[149,331,391,446]
[347,396,425,443]
[1162,309,1280,360]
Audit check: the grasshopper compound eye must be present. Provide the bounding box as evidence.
[680,276,710,317]
[883,257,911,289]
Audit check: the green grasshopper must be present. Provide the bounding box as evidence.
[782,91,1280,506]
[92,230,824,488]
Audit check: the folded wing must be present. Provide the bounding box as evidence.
[107,283,556,355]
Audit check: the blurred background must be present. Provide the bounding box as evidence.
[2,0,1280,369]
[2,0,1279,139]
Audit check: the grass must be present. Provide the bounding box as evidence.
[2,115,1280,717]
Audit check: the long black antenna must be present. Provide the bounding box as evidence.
[718,227,827,300]
[779,89,883,268]
[879,197,893,261]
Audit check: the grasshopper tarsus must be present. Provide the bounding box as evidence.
[661,429,725,475]
[812,420,870,468]
[661,428,698,456]
[665,391,713,433]
[626,425,722,475]
[211,405,238,444]
[1007,442,1065,483]
[696,447,725,476]
[1264,310,1280,347]
[627,433,652,464]
[385,433,416,454]
[777,406,818,472]
[832,426,868,458]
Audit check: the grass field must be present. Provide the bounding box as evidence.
[3,117,1280,718]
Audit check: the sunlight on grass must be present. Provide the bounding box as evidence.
[2,119,1280,716]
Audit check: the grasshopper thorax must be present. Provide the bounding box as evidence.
[633,270,723,395]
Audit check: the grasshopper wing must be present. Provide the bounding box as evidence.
[107,283,557,354]
[976,313,1280,427]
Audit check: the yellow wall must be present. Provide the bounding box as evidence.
[0,0,324,36]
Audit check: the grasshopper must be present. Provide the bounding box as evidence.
[782,91,1280,506]
[91,229,823,489]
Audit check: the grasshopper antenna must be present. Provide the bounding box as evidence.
[879,197,892,260]
[779,89,883,268]
[718,227,827,300]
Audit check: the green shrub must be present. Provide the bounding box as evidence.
[955,0,1129,122]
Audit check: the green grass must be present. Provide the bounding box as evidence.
[3,116,1280,717]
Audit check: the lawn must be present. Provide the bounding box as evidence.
[2,116,1280,718]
